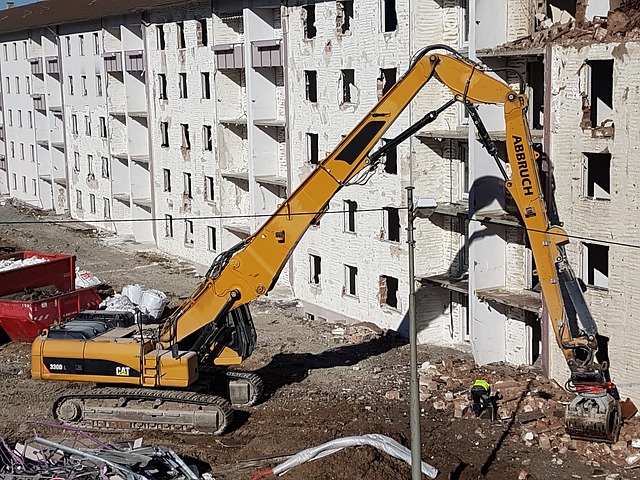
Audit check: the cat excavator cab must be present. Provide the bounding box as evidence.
[31,44,620,442]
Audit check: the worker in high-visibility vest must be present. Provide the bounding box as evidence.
[470,375,496,421]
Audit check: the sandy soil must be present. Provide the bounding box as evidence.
[0,202,637,480]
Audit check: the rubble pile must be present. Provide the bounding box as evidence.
[0,427,209,480]
[331,322,386,344]
[496,3,640,51]
[415,356,640,469]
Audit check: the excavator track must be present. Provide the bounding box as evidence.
[198,367,264,406]
[53,387,233,435]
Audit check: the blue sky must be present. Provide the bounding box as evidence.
[0,0,39,9]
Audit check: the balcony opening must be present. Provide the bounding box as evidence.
[179,72,188,98]
[206,175,214,201]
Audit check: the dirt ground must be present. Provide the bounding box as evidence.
[0,201,638,480]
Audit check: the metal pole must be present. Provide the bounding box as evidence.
[407,186,422,480]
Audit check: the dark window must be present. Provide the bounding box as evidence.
[197,19,208,46]
[177,22,186,49]
[345,264,358,296]
[206,176,214,201]
[303,5,317,39]
[583,242,609,289]
[201,72,211,99]
[165,214,174,237]
[161,122,169,147]
[158,73,168,100]
[379,68,397,97]
[337,0,354,34]
[380,275,398,308]
[157,25,166,50]
[163,168,171,192]
[305,70,318,102]
[181,124,191,150]
[383,139,397,174]
[310,254,321,284]
[585,59,613,128]
[344,199,357,233]
[383,207,400,242]
[341,69,355,103]
[179,72,188,98]
[307,133,319,164]
[382,0,398,32]
[584,152,611,200]
[183,172,192,198]
[203,125,213,151]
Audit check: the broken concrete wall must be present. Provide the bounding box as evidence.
[548,40,640,403]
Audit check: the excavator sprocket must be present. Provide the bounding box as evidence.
[565,393,621,443]
[53,387,233,435]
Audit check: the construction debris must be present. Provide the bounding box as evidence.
[415,355,640,468]
[0,425,203,480]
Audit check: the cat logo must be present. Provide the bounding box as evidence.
[116,366,130,377]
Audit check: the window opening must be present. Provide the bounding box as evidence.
[310,254,321,284]
[305,70,317,102]
[343,199,357,233]
[383,207,400,242]
[583,152,611,200]
[379,275,398,308]
[307,133,319,164]
[303,5,317,39]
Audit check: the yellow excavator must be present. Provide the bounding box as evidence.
[31,45,621,442]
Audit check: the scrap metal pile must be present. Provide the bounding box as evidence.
[0,423,207,480]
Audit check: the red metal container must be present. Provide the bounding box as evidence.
[0,288,102,342]
[0,251,101,342]
[0,251,75,297]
